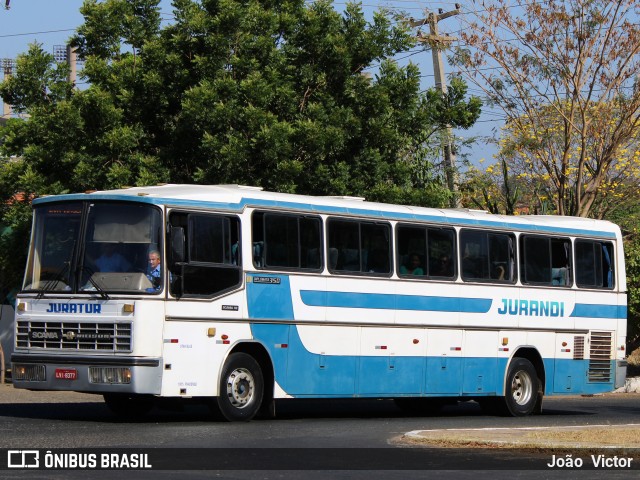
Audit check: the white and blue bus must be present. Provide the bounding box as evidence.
[11,184,627,420]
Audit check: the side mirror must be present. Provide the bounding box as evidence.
[169,226,185,267]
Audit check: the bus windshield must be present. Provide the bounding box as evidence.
[23,201,163,294]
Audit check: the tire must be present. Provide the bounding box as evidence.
[217,352,264,422]
[502,357,541,417]
[103,393,154,418]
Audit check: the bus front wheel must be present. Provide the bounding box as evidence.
[503,357,541,417]
[217,352,264,422]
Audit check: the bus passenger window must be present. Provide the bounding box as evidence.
[429,229,455,278]
[575,240,614,289]
[460,229,514,283]
[252,212,322,271]
[362,222,390,275]
[168,212,242,298]
[396,224,455,279]
[397,225,426,276]
[521,235,571,286]
[328,218,391,275]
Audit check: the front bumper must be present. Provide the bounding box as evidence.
[11,354,162,394]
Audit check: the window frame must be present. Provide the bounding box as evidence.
[519,234,572,287]
[251,211,323,273]
[326,217,392,277]
[168,210,242,299]
[459,228,516,284]
[395,223,457,280]
[574,238,615,290]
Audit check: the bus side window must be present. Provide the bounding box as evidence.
[575,239,614,289]
[461,229,514,282]
[429,228,455,278]
[252,211,322,271]
[168,212,242,298]
[521,235,571,287]
[396,225,426,277]
[327,218,391,275]
[328,219,360,272]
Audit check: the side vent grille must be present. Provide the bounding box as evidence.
[573,336,585,360]
[588,331,612,383]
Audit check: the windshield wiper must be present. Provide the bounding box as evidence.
[80,266,110,300]
[36,263,70,299]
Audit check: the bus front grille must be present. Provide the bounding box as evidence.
[16,321,132,352]
[588,331,612,383]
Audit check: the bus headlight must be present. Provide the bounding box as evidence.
[89,367,132,384]
[12,364,46,381]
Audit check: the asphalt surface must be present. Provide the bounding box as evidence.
[3,382,640,449]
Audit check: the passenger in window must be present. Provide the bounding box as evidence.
[550,267,565,285]
[434,255,453,276]
[400,253,424,275]
[147,250,162,290]
[95,243,131,272]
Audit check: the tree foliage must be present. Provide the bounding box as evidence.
[0,0,481,290]
[455,0,640,217]
[461,156,522,215]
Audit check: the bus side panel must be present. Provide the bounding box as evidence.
[425,329,463,394]
[461,330,498,395]
[358,327,426,395]
[569,289,624,394]
[285,324,358,396]
[160,319,229,397]
[249,322,290,392]
[246,276,359,397]
[162,291,249,397]
[246,274,295,320]
[552,333,585,393]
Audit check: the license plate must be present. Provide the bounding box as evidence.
[54,368,77,380]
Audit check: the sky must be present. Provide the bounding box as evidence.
[0,0,500,169]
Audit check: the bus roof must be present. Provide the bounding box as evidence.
[33,184,621,238]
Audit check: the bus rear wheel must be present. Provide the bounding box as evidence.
[217,352,264,422]
[503,358,541,417]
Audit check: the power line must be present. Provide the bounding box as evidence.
[0,28,76,39]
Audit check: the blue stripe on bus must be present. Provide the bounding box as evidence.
[250,323,614,397]
[246,274,294,320]
[300,291,492,313]
[34,194,617,238]
[570,304,627,319]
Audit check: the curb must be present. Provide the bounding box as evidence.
[615,376,640,393]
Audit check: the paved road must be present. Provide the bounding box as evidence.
[1,384,640,479]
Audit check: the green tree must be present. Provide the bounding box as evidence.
[0,0,482,289]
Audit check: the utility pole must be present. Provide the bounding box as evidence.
[54,44,78,84]
[1,59,15,119]
[409,4,461,208]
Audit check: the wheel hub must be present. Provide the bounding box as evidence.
[511,369,533,406]
[226,367,255,408]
